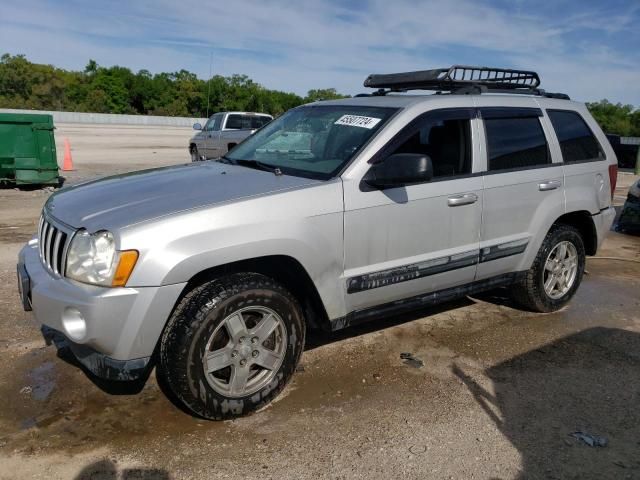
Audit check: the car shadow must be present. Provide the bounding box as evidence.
[74,459,170,479]
[453,327,640,478]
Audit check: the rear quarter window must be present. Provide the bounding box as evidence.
[547,110,602,162]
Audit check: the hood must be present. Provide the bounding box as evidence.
[45,162,320,231]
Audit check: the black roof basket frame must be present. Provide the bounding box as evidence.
[363,65,569,99]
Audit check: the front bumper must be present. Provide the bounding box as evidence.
[18,240,186,379]
[41,325,151,381]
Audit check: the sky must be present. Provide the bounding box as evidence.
[2,0,639,105]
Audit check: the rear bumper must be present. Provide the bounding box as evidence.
[17,239,186,364]
[593,206,616,250]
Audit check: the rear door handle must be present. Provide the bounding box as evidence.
[538,180,561,191]
[447,193,478,207]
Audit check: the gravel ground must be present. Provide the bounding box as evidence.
[0,125,638,479]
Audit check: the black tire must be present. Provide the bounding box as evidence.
[158,273,305,420]
[511,224,586,313]
[190,145,200,162]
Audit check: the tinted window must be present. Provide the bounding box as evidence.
[225,115,272,130]
[390,118,471,177]
[485,117,549,171]
[548,110,601,162]
[251,116,271,129]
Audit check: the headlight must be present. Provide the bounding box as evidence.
[65,230,138,287]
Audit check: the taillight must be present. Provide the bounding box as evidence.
[608,164,617,201]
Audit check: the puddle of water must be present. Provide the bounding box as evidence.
[28,361,56,401]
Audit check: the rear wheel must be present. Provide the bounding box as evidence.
[511,225,585,312]
[158,273,305,420]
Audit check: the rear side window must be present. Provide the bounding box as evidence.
[225,115,271,130]
[485,117,549,171]
[252,116,272,129]
[547,110,601,162]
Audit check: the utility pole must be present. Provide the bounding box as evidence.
[206,52,213,119]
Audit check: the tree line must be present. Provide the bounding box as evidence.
[1,53,639,136]
[0,54,346,117]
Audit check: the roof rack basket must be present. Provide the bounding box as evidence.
[363,65,569,99]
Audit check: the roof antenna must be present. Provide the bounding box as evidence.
[205,51,213,119]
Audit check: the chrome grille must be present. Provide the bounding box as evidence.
[38,214,73,276]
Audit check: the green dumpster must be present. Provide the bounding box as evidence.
[0,113,59,186]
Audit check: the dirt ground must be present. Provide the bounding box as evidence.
[0,125,639,479]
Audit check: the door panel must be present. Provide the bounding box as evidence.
[343,108,482,313]
[476,107,565,280]
[205,131,222,158]
[202,114,223,158]
[344,177,483,312]
[477,166,564,279]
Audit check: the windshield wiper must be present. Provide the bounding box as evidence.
[234,159,283,176]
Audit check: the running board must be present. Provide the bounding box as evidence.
[331,272,523,331]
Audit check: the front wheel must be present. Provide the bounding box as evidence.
[190,145,201,162]
[158,273,305,420]
[511,225,586,312]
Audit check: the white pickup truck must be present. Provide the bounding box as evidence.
[189,111,273,161]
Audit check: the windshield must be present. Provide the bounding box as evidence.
[225,105,397,179]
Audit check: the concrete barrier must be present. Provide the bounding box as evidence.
[0,108,207,127]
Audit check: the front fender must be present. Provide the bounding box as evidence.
[121,181,346,319]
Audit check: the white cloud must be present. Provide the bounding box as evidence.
[1,0,639,104]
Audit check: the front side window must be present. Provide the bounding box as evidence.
[485,116,549,171]
[226,105,397,179]
[204,114,222,131]
[547,110,601,162]
[388,117,472,178]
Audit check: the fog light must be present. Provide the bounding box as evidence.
[62,307,87,341]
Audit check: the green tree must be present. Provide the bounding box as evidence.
[304,88,348,102]
[0,53,349,118]
[586,100,639,137]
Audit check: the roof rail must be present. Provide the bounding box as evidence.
[363,65,569,99]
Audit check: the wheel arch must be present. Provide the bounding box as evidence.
[176,255,331,332]
[552,210,598,255]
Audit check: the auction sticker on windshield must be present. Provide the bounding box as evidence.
[334,115,381,129]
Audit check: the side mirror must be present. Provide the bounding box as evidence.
[193,123,202,130]
[364,153,433,189]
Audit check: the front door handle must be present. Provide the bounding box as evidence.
[447,193,478,207]
[538,180,561,191]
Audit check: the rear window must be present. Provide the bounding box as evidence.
[485,117,549,171]
[547,110,601,162]
[226,115,271,130]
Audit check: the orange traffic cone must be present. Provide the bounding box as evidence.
[62,138,74,171]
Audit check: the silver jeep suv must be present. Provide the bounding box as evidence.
[17,66,618,419]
